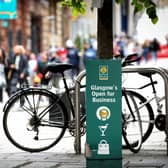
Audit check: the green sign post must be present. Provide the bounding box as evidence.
[0,0,17,19]
[86,60,122,168]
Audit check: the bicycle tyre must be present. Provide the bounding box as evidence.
[122,90,154,145]
[3,88,68,152]
[122,89,143,153]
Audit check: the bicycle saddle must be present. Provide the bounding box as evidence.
[139,72,156,78]
[47,63,73,73]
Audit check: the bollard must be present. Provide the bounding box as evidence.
[86,60,122,168]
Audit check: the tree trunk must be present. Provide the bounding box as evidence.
[97,0,112,59]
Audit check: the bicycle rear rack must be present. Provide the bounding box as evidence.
[74,66,168,156]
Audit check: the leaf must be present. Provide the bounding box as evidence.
[144,0,151,8]
[151,16,158,24]
[61,0,86,16]
[72,8,79,16]
[136,3,143,11]
[115,0,123,4]
[139,0,145,2]
[131,0,137,5]
[134,3,143,14]
[146,6,156,18]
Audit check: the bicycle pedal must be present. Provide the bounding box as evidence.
[34,136,39,140]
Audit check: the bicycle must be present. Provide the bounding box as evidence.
[124,70,167,144]
[3,61,143,153]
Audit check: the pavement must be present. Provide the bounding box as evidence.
[0,148,168,168]
[0,93,168,168]
[1,58,168,168]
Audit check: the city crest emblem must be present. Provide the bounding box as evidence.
[99,65,108,80]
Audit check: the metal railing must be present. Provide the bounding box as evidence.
[74,66,168,155]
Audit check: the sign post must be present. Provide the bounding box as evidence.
[86,60,122,167]
[0,0,17,19]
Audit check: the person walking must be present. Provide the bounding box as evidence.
[36,51,49,86]
[149,38,160,62]
[28,52,38,85]
[141,39,150,63]
[66,39,80,79]
[83,42,97,67]
[0,48,7,102]
[6,45,29,97]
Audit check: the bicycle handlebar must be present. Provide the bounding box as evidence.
[114,53,141,67]
[122,53,141,67]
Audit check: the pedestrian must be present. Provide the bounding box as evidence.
[83,42,97,67]
[48,47,61,63]
[149,38,160,62]
[47,47,62,89]
[57,47,68,63]
[36,51,49,86]
[66,39,80,79]
[0,48,7,102]
[141,39,150,63]
[117,34,127,57]
[28,52,38,85]
[6,45,29,97]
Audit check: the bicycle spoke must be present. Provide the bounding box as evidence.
[20,105,34,116]
[39,101,60,119]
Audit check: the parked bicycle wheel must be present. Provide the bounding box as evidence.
[122,89,142,153]
[3,88,68,152]
[122,89,154,147]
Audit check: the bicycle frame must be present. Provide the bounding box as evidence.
[50,72,86,124]
[124,75,165,115]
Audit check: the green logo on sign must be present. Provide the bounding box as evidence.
[99,65,108,80]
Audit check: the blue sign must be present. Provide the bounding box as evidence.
[0,0,17,19]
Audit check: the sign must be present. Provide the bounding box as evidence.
[86,60,122,167]
[0,0,17,19]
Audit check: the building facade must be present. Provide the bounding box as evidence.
[1,0,167,55]
[0,0,68,54]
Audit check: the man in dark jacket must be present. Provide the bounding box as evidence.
[150,38,160,61]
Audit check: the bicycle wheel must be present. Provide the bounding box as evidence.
[3,88,68,152]
[122,89,142,153]
[122,90,154,146]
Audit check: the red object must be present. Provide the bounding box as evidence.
[57,48,68,62]
[157,45,168,58]
[38,73,43,79]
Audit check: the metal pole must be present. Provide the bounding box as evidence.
[74,70,86,154]
[123,66,168,156]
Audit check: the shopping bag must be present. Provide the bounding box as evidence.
[97,139,110,155]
